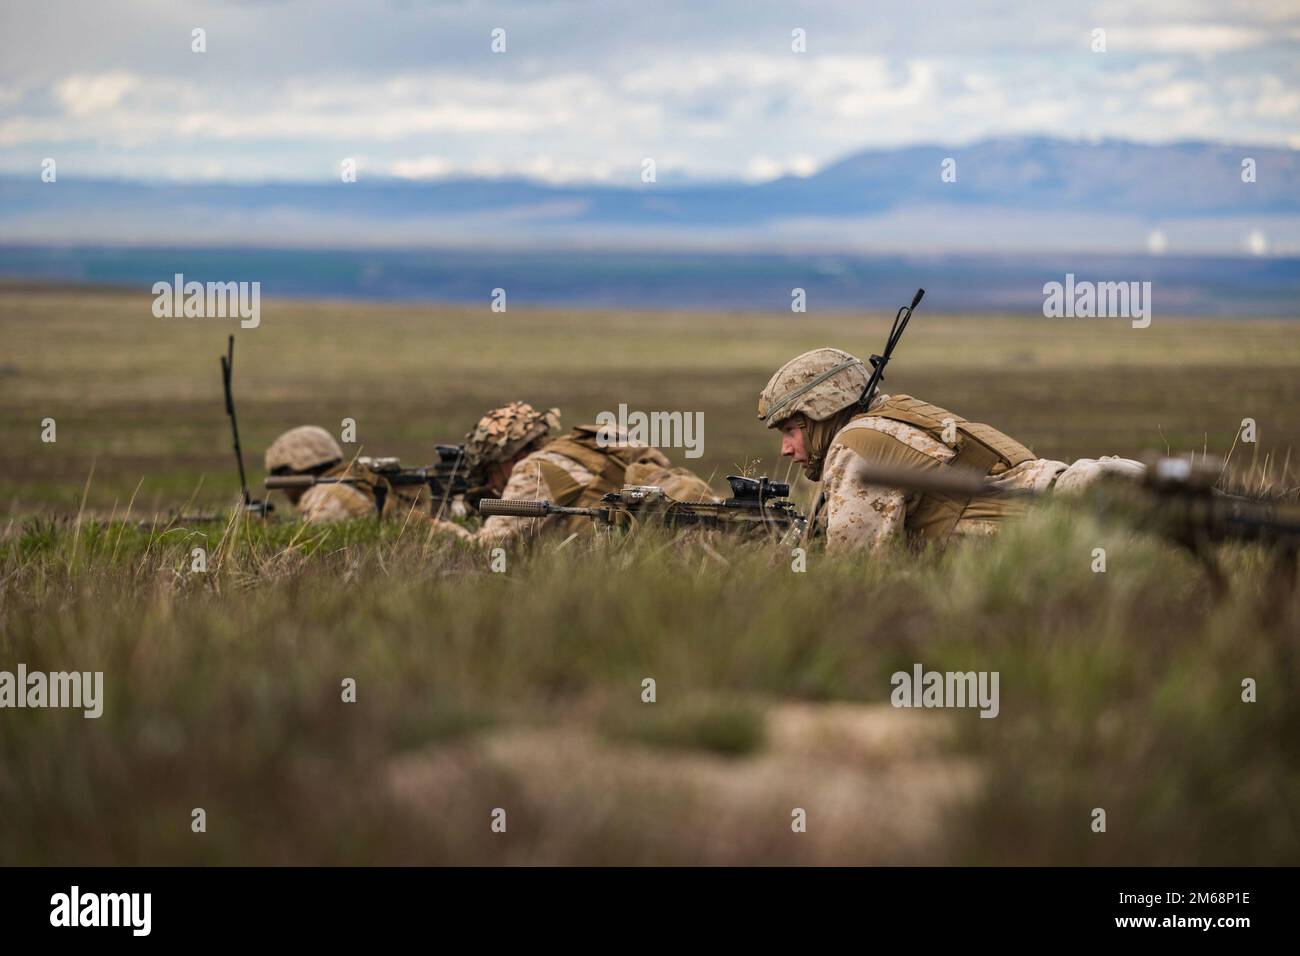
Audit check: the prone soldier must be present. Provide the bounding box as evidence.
[757,348,1145,554]
[263,425,430,523]
[435,401,715,544]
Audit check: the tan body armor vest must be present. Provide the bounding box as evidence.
[837,394,1036,544]
[534,426,662,508]
[321,461,428,519]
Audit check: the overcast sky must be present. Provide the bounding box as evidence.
[1,0,1297,184]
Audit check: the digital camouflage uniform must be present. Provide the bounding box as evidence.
[758,348,1145,554]
[265,425,427,524]
[438,402,715,545]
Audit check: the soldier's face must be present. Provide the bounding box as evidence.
[779,418,809,463]
[486,450,527,494]
[486,461,512,494]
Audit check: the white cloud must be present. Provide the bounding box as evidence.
[389,153,623,184]
[54,71,140,116]
[1146,81,1207,110]
[1,17,1297,183]
[1109,22,1271,54]
[389,155,454,179]
[744,154,819,182]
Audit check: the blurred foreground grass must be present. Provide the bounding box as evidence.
[1,504,1296,865]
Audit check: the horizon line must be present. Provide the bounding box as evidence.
[3,133,1296,191]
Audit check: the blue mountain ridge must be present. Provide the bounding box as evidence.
[2,137,1295,234]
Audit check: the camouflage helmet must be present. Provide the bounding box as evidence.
[264,426,344,474]
[757,347,868,428]
[463,402,561,470]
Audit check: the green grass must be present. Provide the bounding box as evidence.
[4,285,1299,511]
[602,697,768,758]
[1,501,1296,864]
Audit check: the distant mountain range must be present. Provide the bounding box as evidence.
[2,137,1297,255]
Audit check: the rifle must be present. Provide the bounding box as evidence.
[846,454,1300,594]
[265,449,488,518]
[860,288,924,409]
[478,474,807,544]
[220,335,274,518]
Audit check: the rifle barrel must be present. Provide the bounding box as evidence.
[478,498,599,519]
[851,462,1037,499]
[265,475,321,490]
[860,287,924,409]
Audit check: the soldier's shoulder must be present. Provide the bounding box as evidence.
[497,451,555,497]
[831,414,948,461]
[528,444,601,477]
[321,461,362,479]
[299,482,373,522]
[513,446,557,471]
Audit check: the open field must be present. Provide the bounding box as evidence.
[1,284,1298,865]
[3,284,1299,512]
